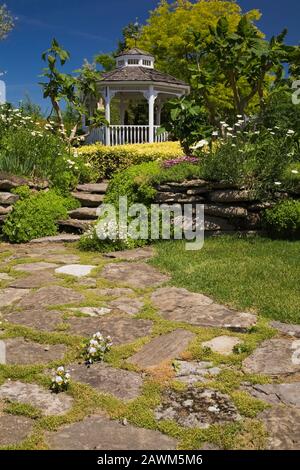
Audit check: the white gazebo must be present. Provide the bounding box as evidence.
[85,48,190,146]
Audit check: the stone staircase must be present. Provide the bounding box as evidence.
[58,182,108,233]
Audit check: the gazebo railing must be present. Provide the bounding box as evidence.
[85,125,169,146]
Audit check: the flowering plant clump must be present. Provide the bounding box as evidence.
[51,366,71,393]
[162,156,199,168]
[83,332,113,364]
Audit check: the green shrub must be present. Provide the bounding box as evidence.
[3,190,76,243]
[263,200,300,239]
[77,142,183,181]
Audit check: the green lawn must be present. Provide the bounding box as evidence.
[151,236,300,324]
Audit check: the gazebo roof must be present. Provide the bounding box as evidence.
[101,66,188,86]
[117,47,154,58]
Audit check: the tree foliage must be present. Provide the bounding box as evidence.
[0,3,14,41]
[40,39,106,146]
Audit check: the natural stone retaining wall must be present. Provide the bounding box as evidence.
[154,179,299,234]
[0,172,49,228]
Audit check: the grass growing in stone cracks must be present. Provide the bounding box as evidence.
[151,237,300,324]
[0,242,280,450]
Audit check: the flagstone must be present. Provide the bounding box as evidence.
[202,335,242,355]
[243,339,300,376]
[101,262,170,289]
[9,270,56,289]
[155,388,241,429]
[0,414,34,446]
[91,287,134,297]
[108,297,144,315]
[244,382,300,407]
[0,381,73,416]
[46,414,177,450]
[151,287,257,331]
[0,338,66,365]
[17,286,84,309]
[128,329,196,368]
[67,314,153,344]
[68,306,112,317]
[271,321,300,338]
[4,309,64,332]
[0,288,30,308]
[55,264,96,278]
[14,262,59,272]
[174,360,221,385]
[259,406,300,450]
[69,362,143,401]
[45,254,81,264]
[104,247,155,261]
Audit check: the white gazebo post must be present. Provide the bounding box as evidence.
[145,85,157,143]
[104,86,111,146]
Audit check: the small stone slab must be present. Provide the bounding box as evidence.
[155,388,241,429]
[30,234,81,244]
[71,191,104,207]
[67,315,153,345]
[76,183,108,194]
[0,288,30,307]
[0,381,73,416]
[69,307,112,317]
[55,264,96,278]
[0,338,66,365]
[104,247,155,261]
[243,339,300,376]
[101,262,170,289]
[151,287,256,331]
[128,329,195,368]
[93,287,134,297]
[202,336,242,356]
[209,190,256,203]
[14,262,59,272]
[18,286,84,309]
[244,382,300,407]
[259,406,300,450]
[46,414,176,450]
[0,414,34,446]
[4,309,64,332]
[0,272,13,281]
[45,254,81,264]
[0,192,19,205]
[9,270,56,289]
[78,277,97,288]
[108,297,144,315]
[174,361,221,385]
[68,207,98,220]
[70,362,143,401]
[271,321,300,338]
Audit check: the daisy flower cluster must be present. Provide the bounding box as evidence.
[84,332,113,364]
[51,366,71,393]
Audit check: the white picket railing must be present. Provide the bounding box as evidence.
[85,125,169,146]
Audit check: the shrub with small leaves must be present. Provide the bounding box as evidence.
[83,332,113,364]
[51,366,70,393]
[263,199,300,239]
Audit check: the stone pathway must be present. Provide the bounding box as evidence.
[0,241,299,450]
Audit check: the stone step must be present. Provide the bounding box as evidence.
[68,207,98,220]
[0,205,12,216]
[0,192,19,206]
[30,234,81,244]
[71,192,104,208]
[76,183,108,194]
[58,219,94,233]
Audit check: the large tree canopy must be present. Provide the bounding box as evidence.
[0,3,14,41]
[127,0,261,82]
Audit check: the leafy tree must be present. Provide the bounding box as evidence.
[127,0,261,82]
[0,3,14,40]
[190,16,294,119]
[40,39,106,146]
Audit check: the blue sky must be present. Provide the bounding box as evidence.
[0,0,300,111]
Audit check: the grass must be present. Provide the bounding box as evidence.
[151,236,300,324]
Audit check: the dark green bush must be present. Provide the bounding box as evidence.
[3,190,77,243]
[263,199,300,239]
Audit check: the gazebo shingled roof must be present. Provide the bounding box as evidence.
[101,67,187,86]
[117,47,154,57]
